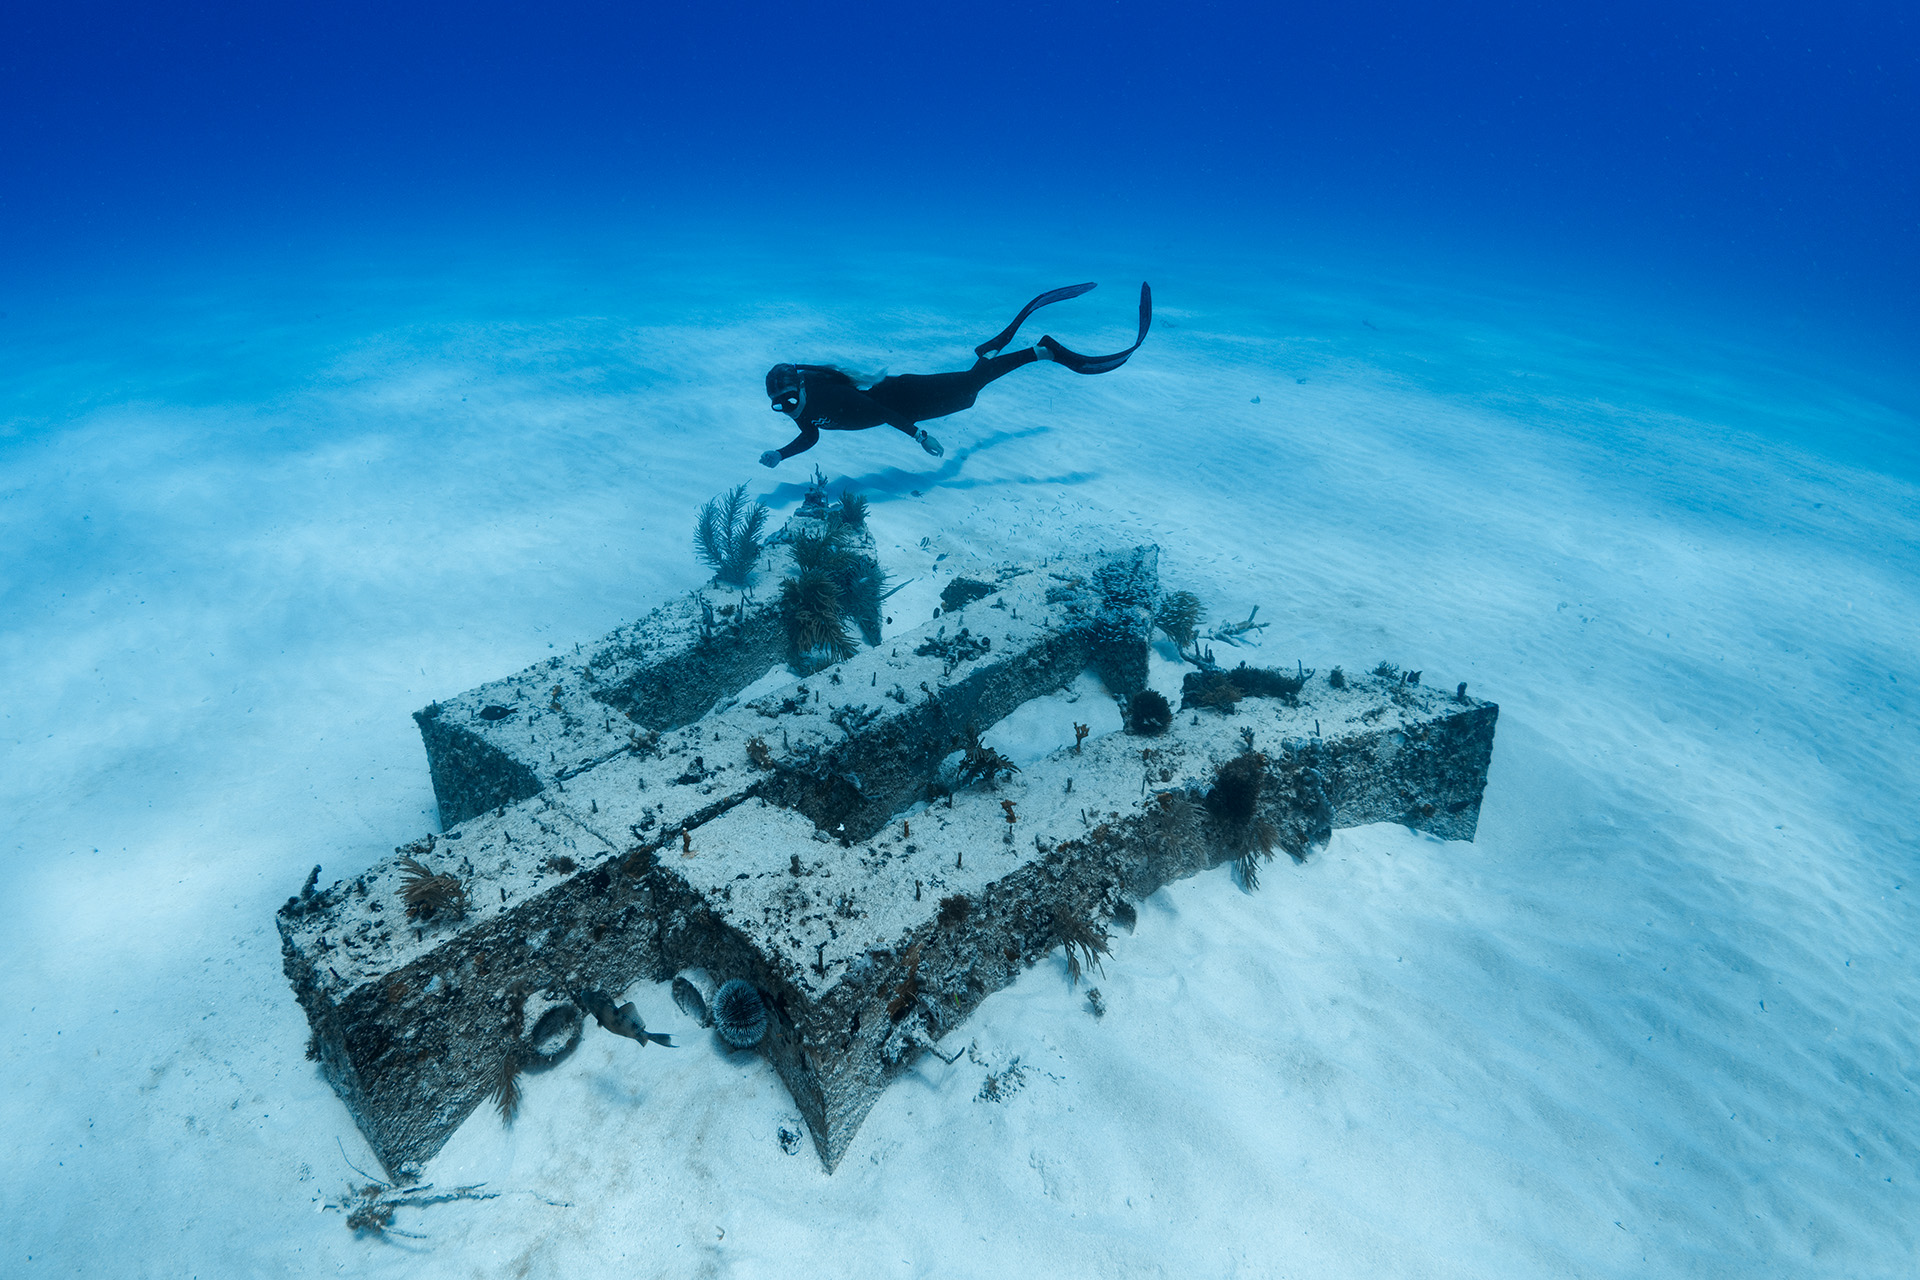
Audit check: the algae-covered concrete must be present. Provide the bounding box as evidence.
[279,527,1497,1174]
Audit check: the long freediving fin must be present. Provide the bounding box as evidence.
[1036,282,1152,374]
[974,282,1099,359]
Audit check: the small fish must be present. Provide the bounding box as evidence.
[478,705,516,721]
[574,988,674,1048]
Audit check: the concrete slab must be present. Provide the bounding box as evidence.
[279,533,1498,1175]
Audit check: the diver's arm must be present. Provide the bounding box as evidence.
[760,422,820,467]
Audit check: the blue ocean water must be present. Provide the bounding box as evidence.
[4,1,1914,334]
[4,5,1919,1276]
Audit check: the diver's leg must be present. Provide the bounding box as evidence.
[867,349,1039,424]
[975,283,1098,358]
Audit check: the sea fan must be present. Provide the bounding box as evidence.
[712,979,768,1049]
[491,1048,523,1123]
[1235,821,1280,890]
[957,730,1020,789]
[694,484,770,586]
[1052,906,1111,986]
[396,856,468,922]
[840,554,888,645]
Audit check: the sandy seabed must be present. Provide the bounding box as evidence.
[2,234,1915,1278]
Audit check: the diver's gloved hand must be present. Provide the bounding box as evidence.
[758,450,782,468]
[914,428,944,458]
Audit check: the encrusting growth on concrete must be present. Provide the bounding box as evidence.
[278,495,1498,1176]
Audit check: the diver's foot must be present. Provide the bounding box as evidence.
[915,428,944,457]
[1032,340,1055,362]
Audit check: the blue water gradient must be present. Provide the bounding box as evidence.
[3,2,1915,346]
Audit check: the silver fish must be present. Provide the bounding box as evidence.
[574,988,674,1048]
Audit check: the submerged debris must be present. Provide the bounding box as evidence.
[1181,662,1313,711]
[975,1056,1030,1103]
[672,975,712,1027]
[939,577,996,611]
[283,864,324,917]
[331,1179,499,1237]
[326,1144,505,1238]
[915,625,992,669]
[1208,606,1269,647]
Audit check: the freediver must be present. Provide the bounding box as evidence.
[759,281,1151,467]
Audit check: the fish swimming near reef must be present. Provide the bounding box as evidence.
[574,988,674,1048]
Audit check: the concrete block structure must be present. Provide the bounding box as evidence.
[279,514,1498,1174]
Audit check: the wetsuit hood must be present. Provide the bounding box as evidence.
[765,364,802,398]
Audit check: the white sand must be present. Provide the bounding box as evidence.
[2,231,1915,1277]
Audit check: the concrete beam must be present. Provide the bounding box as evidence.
[279,543,1497,1175]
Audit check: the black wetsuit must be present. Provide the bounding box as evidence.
[764,282,1150,464]
[770,349,1040,462]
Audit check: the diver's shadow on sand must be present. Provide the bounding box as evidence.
[755,425,1091,511]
